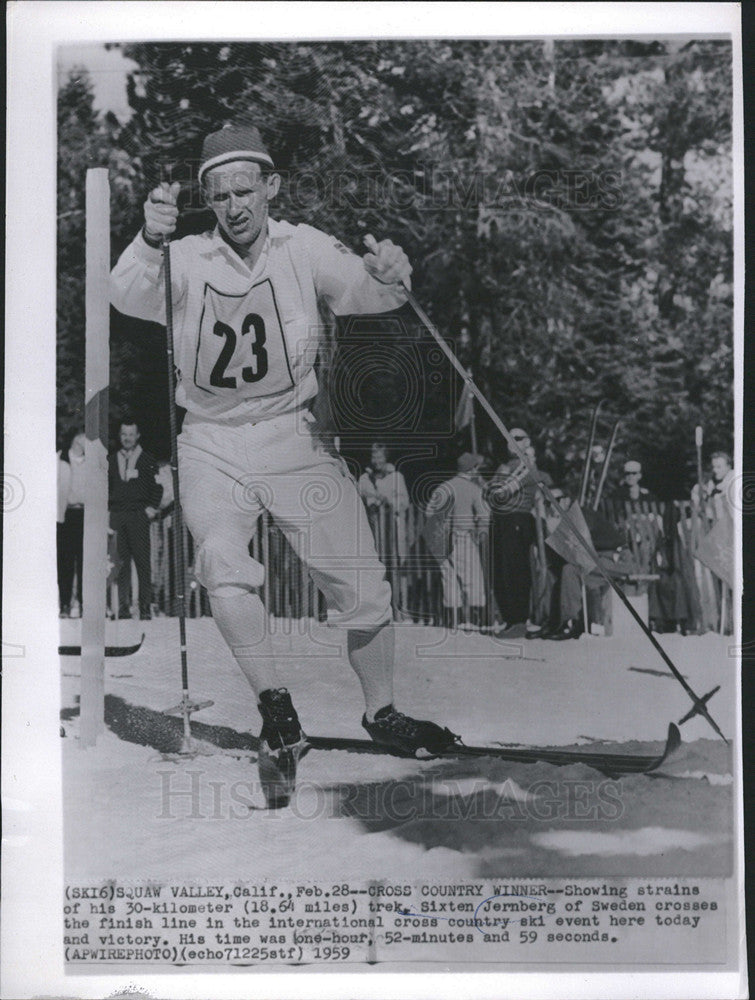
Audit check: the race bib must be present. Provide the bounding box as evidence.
[193,279,296,398]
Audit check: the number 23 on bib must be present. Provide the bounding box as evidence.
[193,280,296,398]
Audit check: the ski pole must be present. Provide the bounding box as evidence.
[161,235,213,750]
[593,418,621,511]
[580,400,605,507]
[398,279,726,742]
[695,425,705,511]
[533,488,549,622]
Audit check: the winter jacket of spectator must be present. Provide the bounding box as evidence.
[358,464,410,513]
[108,446,163,513]
[484,459,553,516]
[693,469,736,519]
[57,452,86,522]
[427,473,489,536]
[613,483,656,504]
[358,463,411,560]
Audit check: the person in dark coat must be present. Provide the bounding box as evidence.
[484,429,551,632]
[57,427,86,617]
[108,419,163,619]
[613,459,656,505]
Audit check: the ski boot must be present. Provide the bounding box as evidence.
[257,688,308,809]
[362,704,460,758]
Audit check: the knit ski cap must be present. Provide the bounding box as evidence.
[198,123,274,184]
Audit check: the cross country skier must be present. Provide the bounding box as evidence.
[110,122,456,801]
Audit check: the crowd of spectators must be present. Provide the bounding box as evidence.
[57,417,166,620]
[57,418,734,637]
[356,433,735,640]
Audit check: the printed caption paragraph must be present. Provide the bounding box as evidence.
[63,879,729,967]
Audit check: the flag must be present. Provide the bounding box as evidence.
[454,370,474,431]
[545,502,599,573]
[695,511,734,588]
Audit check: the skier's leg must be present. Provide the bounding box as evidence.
[273,457,456,754]
[347,622,394,722]
[179,433,281,699]
[209,588,278,698]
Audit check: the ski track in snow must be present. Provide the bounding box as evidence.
[60,618,735,881]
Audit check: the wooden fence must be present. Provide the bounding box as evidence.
[143,497,733,634]
[597,497,732,634]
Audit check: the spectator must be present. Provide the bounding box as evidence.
[692,451,735,519]
[614,459,655,504]
[108,419,163,620]
[648,502,693,635]
[484,429,552,635]
[57,428,86,618]
[358,443,411,560]
[427,453,489,630]
[150,459,176,616]
[526,482,567,637]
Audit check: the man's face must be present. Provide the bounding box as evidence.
[371,446,387,470]
[203,161,280,249]
[120,425,140,451]
[711,456,731,481]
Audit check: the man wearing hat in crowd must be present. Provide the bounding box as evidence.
[484,429,552,636]
[692,451,735,519]
[426,453,489,631]
[110,119,456,800]
[614,459,656,505]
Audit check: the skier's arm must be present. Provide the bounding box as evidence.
[303,227,410,316]
[110,182,187,323]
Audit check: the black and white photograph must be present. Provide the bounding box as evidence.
[3,2,746,997]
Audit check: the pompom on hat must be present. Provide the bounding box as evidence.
[198,123,274,184]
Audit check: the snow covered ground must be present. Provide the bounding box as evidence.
[60,617,735,883]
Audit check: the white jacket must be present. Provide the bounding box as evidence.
[110,219,407,422]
